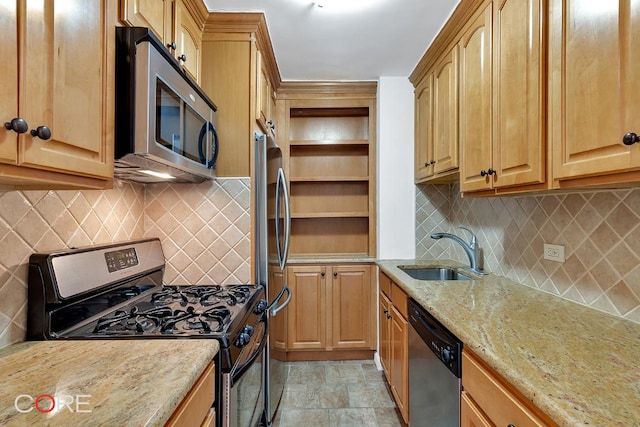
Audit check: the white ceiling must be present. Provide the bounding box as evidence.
[203,0,461,81]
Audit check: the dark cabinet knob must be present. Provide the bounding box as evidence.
[30,125,51,140]
[386,313,392,319]
[167,42,177,50]
[623,132,640,146]
[430,160,436,165]
[480,169,487,177]
[383,309,388,314]
[4,117,28,134]
[480,168,495,177]
[321,272,325,277]
[424,162,429,167]
[333,271,338,278]
[178,54,187,63]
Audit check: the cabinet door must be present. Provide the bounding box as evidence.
[432,46,459,175]
[21,0,113,179]
[0,0,18,164]
[414,75,434,181]
[461,391,493,427]
[379,292,391,380]
[493,0,545,187]
[330,265,373,350]
[459,3,493,192]
[120,0,172,46]
[551,0,640,179]
[256,50,271,133]
[390,304,408,423]
[268,266,287,351]
[174,0,201,83]
[287,265,326,350]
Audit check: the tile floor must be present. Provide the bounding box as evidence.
[273,360,406,427]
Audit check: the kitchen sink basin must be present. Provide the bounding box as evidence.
[399,266,471,281]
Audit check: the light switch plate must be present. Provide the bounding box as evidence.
[543,244,565,262]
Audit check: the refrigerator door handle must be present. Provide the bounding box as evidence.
[275,167,291,270]
[280,168,291,267]
[270,285,292,317]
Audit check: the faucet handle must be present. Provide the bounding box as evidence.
[457,226,478,247]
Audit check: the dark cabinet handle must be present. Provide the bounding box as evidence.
[333,272,338,278]
[167,42,177,50]
[383,309,388,314]
[508,425,515,427]
[30,126,51,140]
[4,117,28,134]
[623,132,640,146]
[178,54,187,63]
[321,272,325,277]
[480,168,495,177]
[387,313,392,319]
[430,160,436,165]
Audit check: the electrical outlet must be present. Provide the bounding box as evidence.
[543,244,565,262]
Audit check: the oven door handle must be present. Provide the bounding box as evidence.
[231,319,267,385]
[270,285,291,317]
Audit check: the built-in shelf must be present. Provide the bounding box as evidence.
[289,176,369,182]
[289,139,370,146]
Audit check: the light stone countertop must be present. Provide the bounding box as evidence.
[377,259,640,427]
[0,339,219,427]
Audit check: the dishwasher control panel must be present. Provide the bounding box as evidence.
[408,298,462,378]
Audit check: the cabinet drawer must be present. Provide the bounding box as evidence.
[462,351,555,427]
[391,282,408,319]
[379,271,392,297]
[165,362,215,427]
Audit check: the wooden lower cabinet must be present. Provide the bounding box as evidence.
[284,264,375,359]
[165,361,215,427]
[378,272,409,424]
[461,349,558,427]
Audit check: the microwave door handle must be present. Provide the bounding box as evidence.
[198,122,218,168]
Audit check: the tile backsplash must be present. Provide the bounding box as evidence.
[0,178,251,349]
[416,183,640,324]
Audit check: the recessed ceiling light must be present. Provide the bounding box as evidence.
[309,0,384,12]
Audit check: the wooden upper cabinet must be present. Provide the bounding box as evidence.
[0,1,18,164]
[433,45,459,175]
[174,0,202,82]
[21,0,114,180]
[551,0,640,185]
[256,50,273,135]
[120,0,172,45]
[458,0,546,194]
[414,75,434,181]
[493,0,546,189]
[459,2,493,193]
[414,45,459,183]
[0,0,114,188]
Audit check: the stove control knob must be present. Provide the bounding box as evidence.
[243,325,254,337]
[235,332,251,348]
[254,299,268,314]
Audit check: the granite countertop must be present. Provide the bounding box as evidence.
[377,259,640,427]
[0,340,219,427]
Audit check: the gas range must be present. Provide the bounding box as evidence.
[27,238,267,372]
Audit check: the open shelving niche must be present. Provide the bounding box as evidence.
[285,106,375,258]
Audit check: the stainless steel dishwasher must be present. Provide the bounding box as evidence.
[408,298,462,426]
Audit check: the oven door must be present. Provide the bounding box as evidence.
[222,315,267,427]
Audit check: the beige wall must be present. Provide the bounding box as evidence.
[0,178,251,349]
[416,183,640,325]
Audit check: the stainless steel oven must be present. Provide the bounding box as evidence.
[26,238,267,427]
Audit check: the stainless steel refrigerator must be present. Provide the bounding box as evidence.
[254,133,292,426]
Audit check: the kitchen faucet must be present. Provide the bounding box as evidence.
[430,227,486,275]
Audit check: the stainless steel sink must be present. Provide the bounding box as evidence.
[399,266,471,281]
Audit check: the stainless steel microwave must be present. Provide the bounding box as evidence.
[114,27,218,183]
